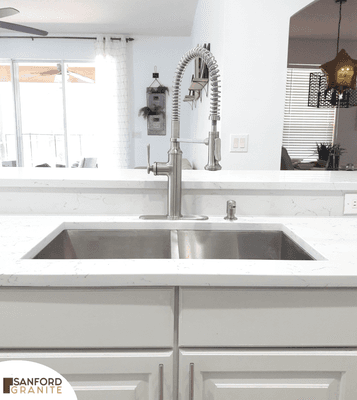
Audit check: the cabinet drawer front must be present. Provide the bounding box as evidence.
[179,288,357,347]
[0,288,174,348]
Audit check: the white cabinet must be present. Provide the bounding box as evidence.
[180,349,357,400]
[0,287,175,400]
[0,351,173,400]
[179,288,357,400]
[2,286,357,399]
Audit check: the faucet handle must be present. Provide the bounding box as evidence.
[215,138,221,161]
[146,144,153,174]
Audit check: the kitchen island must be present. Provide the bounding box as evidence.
[1,170,357,399]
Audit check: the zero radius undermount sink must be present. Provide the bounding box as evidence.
[32,228,316,260]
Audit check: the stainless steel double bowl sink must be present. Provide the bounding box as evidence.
[33,228,316,260]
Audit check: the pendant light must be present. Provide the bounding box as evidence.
[320,0,357,93]
[308,0,357,108]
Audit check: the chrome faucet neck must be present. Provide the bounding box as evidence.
[171,45,221,131]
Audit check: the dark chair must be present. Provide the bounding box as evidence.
[280,146,294,170]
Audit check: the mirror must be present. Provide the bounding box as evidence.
[286,0,357,168]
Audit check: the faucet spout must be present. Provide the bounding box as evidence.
[171,45,221,139]
[171,45,221,171]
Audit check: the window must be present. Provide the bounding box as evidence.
[282,67,336,161]
[0,63,16,164]
[0,60,96,167]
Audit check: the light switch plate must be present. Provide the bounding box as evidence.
[230,134,248,152]
[344,194,357,214]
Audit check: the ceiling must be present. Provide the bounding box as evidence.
[0,0,199,36]
[290,0,357,40]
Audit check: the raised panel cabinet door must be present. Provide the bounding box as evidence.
[0,350,173,400]
[179,349,357,400]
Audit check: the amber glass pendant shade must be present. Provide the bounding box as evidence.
[320,49,357,93]
[308,0,357,108]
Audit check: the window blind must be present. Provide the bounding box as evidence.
[282,68,336,161]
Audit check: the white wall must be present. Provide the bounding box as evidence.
[190,0,316,170]
[130,36,193,168]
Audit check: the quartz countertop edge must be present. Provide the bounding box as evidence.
[1,169,357,191]
[0,215,357,288]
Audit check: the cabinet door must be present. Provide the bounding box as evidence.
[180,349,357,400]
[0,350,173,400]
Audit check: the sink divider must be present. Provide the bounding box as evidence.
[170,230,180,259]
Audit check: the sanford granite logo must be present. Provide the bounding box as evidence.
[0,361,77,399]
[3,377,63,394]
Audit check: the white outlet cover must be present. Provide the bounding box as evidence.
[344,194,357,214]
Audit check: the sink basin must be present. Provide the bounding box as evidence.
[32,228,315,260]
[176,230,314,260]
[33,230,172,259]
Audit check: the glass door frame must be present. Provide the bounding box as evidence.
[5,58,95,167]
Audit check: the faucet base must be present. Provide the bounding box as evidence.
[204,163,222,171]
[139,214,209,220]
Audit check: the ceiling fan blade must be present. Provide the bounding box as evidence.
[0,7,19,18]
[0,21,48,36]
[41,70,60,75]
[68,71,94,83]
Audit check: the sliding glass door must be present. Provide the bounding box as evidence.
[17,62,66,167]
[0,63,17,164]
[1,60,96,167]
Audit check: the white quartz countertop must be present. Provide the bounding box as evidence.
[1,168,357,190]
[1,214,357,287]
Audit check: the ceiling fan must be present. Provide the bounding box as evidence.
[45,64,95,83]
[0,7,48,36]
[22,64,95,83]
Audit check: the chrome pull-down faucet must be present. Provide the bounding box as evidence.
[140,45,221,220]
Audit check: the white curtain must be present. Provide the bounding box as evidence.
[95,35,130,168]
